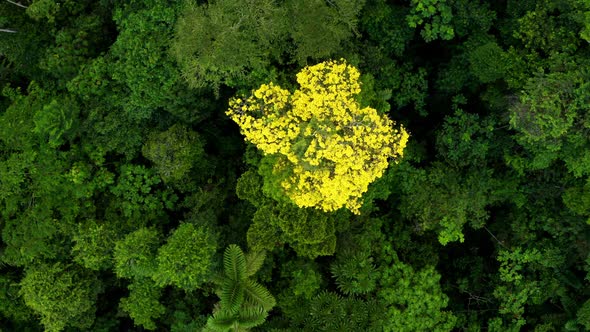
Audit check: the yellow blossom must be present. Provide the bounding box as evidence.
[226,59,409,214]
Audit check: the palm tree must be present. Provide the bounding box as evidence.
[205,245,276,332]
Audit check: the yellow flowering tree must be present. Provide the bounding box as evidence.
[227,59,409,214]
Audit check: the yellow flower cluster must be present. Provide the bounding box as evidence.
[227,60,409,214]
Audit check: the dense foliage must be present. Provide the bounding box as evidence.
[1,0,589,331]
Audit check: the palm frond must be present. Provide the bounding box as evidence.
[206,309,235,332]
[307,291,345,328]
[237,306,268,329]
[220,279,244,314]
[243,279,276,312]
[245,250,266,277]
[224,244,246,282]
[330,250,378,295]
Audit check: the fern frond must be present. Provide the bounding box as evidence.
[330,250,377,295]
[245,250,266,277]
[224,244,246,282]
[220,279,244,314]
[237,305,268,329]
[307,291,345,328]
[243,279,276,312]
[343,298,369,327]
[207,309,235,332]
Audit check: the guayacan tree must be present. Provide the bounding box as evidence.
[227,59,409,214]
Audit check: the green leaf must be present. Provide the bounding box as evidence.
[245,251,266,278]
[220,279,244,314]
[207,309,236,332]
[243,279,276,312]
[224,244,247,282]
[237,305,268,329]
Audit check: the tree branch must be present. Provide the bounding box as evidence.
[5,0,28,8]
[0,28,18,33]
[483,226,507,249]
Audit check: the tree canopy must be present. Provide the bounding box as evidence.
[227,60,408,213]
[1,0,589,331]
